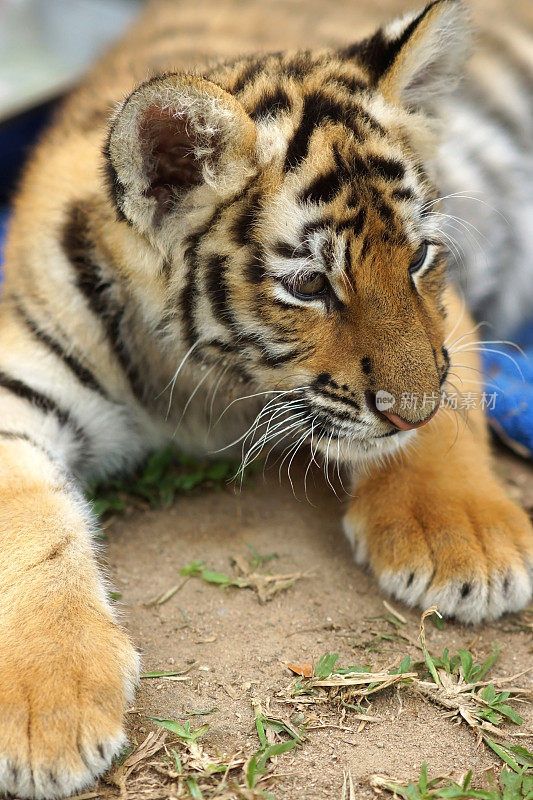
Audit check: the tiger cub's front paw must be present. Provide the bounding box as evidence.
[343,474,533,624]
[0,611,139,799]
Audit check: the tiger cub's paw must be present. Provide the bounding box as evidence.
[0,613,139,799]
[343,476,533,624]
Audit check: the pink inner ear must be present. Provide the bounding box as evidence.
[139,105,203,219]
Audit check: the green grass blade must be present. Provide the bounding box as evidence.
[483,736,522,773]
[475,647,501,682]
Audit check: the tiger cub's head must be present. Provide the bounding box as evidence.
[105,0,470,463]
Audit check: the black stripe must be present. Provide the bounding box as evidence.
[213,321,299,369]
[314,388,361,412]
[321,236,337,273]
[338,207,366,236]
[352,105,385,135]
[367,155,405,182]
[249,87,292,120]
[205,254,232,329]
[180,179,259,349]
[284,95,321,171]
[203,338,236,354]
[283,52,314,80]
[62,200,145,400]
[419,252,446,279]
[246,249,266,285]
[251,308,299,340]
[392,188,415,202]
[302,218,336,241]
[0,372,68,425]
[330,74,368,94]
[342,4,435,85]
[0,430,53,461]
[413,161,429,184]
[346,184,359,208]
[284,92,367,172]
[369,189,395,227]
[205,265,301,369]
[180,231,204,349]
[313,407,356,427]
[16,304,108,398]
[185,193,292,368]
[231,192,262,248]
[360,236,370,261]
[272,241,305,260]
[232,59,266,93]
[325,291,345,313]
[349,153,371,179]
[0,372,88,444]
[376,201,394,225]
[203,252,269,359]
[0,430,41,447]
[179,196,241,349]
[269,296,304,311]
[300,170,346,205]
[102,128,129,224]
[344,238,355,287]
[261,348,302,367]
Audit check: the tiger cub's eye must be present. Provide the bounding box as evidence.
[289,272,327,299]
[409,242,428,273]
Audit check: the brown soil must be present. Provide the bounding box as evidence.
[99,446,532,799]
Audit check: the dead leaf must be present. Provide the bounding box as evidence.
[285,662,313,678]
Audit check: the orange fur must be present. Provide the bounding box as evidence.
[0,1,531,797]
[344,289,533,621]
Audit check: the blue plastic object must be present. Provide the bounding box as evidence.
[481,331,533,458]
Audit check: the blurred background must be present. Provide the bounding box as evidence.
[0,0,143,208]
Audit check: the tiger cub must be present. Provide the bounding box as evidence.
[0,0,531,797]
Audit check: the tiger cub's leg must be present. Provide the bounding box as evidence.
[0,438,139,798]
[0,320,140,798]
[344,289,533,623]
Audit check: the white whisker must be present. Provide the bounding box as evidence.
[172,361,218,434]
[446,320,488,350]
[214,386,306,426]
[451,346,524,381]
[160,340,201,418]
[444,292,467,347]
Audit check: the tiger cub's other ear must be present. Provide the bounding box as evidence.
[347,0,471,113]
[104,74,257,232]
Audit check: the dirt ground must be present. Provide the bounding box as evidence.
[96,446,533,800]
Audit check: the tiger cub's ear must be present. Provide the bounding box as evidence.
[104,74,257,232]
[349,0,471,113]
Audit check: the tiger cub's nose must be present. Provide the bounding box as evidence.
[379,406,439,430]
[365,391,439,431]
